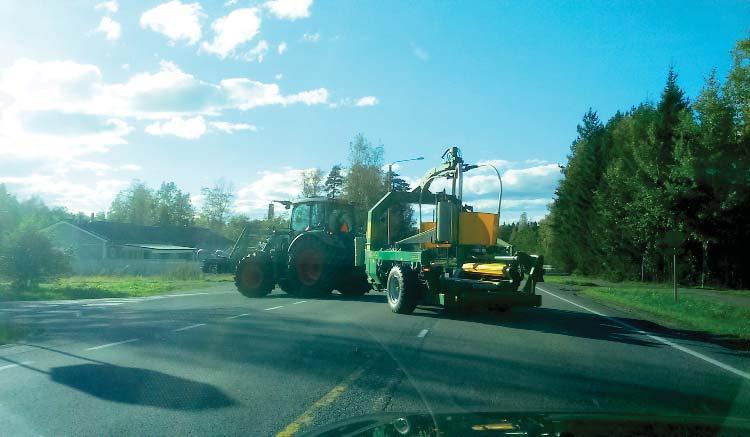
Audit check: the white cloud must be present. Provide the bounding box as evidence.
[0,59,102,113]
[275,73,283,80]
[209,121,257,133]
[277,41,287,55]
[145,115,207,139]
[120,164,142,171]
[224,0,238,5]
[285,88,328,105]
[303,32,320,42]
[355,96,378,107]
[0,110,133,160]
[244,40,269,62]
[265,0,313,20]
[422,161,561,221]
[96,16,122,41]
[0,173,129,214]
[0,59,329,121]
[140,1,204,45]
[234,167,307,216]
[95,0,119,13]
[70,160,113,176]
[202,8,261,58]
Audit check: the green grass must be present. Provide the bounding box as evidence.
[0,323,25,345]
[0,274,234,302]
[544,274,601,288]
[550,277,750,339]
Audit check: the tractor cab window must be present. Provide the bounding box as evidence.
[310,203,327,229]
[329,207,354,233]
[291,203,311,232]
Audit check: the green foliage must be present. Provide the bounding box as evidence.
[0,229,71,289]
[154,182,194,227]
[199,180,234,233]
[324,164,345,199]
[546,34,750,287]
[300,168,324,198]
[389,173,415,240]
[343,134,387,226]
[108,181,155,225]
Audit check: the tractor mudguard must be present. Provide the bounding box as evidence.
[287,230,347,254]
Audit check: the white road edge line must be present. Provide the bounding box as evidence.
[86,339,139,351]
[226,313,249,319]
[172,323,206,332]
[537,286,750,380]
[264,305,284,311]
[292,301,307,305]
[0,361,33,371]
[417,329,429,338]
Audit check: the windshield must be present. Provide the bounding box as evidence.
[1,2,749,436]
[291,203,311,232]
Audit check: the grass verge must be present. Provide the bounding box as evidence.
[0,323,25,345]
[0,274,234,302]
[545,275,750,340]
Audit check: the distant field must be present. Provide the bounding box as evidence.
[545,275,750,340]
[0,274,234,302]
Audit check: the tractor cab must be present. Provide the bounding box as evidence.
[288,198,356,235]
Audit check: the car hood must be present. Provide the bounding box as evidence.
[304,411,750,436]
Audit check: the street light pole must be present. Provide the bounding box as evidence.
[386,156,424,246]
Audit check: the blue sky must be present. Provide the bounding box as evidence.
[0,0,748,221]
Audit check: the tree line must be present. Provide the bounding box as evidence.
[533,35,750,288]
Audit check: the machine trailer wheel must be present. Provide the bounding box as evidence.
[235,255,274,297]
[386,264,418,314]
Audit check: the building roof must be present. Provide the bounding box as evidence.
[64,220,231,249]
[123,244,196,251]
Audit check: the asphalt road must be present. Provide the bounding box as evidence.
[1,281,749,436]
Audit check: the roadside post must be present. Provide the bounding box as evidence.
[662,230,686,302]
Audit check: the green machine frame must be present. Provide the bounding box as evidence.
[359,147,544,312]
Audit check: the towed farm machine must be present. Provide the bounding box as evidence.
[359,147,544,314]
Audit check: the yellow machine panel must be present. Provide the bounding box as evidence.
[458,212,498,246]
[420,222,436,232]
[462,262,508,278]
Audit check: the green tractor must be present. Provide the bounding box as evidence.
[234,197,372,298]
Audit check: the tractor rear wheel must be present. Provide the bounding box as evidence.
[235,254,274,297]
[287,238,335,297]
[386,264,418,314]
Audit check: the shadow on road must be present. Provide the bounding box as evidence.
[415,306,660,347]
[260,291,386,304]
[413,305,750,351]
[50,363,236,410]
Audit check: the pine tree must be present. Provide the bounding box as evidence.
[324,165,344,199]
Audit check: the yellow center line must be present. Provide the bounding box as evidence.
[276,365,368,437]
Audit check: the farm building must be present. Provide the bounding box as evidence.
[43,220,231,275]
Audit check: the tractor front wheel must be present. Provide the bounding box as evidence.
[235,255,274,297]
[386,264,418,314]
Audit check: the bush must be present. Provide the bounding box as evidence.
[161,263,203,280]
[0,229,71,289]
